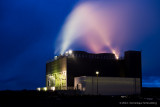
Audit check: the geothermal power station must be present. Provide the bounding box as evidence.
[39,50,142,95]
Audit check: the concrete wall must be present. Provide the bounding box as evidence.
[74,76,141,95]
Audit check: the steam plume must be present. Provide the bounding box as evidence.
[56,0,157,58]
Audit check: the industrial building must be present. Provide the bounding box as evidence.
[45,50,142,95]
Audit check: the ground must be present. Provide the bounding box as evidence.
[0,88,159,107]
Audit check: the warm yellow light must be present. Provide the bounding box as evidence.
[96,71,99,75]
[51,87,55,91]
[37,88,41,91]
[43,87,47,91]
[112,50,119,60]
[116,56,119,60]
[69,50,73,54]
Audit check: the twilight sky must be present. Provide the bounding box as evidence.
[0,0,160,90]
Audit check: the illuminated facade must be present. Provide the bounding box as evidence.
[46,57,67,90]
[46,50,142,94]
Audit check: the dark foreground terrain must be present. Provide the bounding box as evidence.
[0,88,159,107]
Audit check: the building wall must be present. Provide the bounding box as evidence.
[67,51,142,88]
[66,55,119,88]
[125,51,142,78]
[46,57,67,90]
[74,76,141,95]
[125,51,142,89]
[46,51,142,92]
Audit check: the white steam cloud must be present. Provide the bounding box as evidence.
[56,0,158,58]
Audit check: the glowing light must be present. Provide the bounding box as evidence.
[51,87,55,91]
[37,88,41,91]
[43,87,47,91]
[69,50,72,54]
[54,56,57,60]
[96,71,99,75]
[112,50,119,60]
[116,56,119,60]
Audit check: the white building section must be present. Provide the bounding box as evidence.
[74,76,141,95]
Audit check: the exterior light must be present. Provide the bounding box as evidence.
[37,87,41,91]
[115,55,119,60]
[96,71,99,75]
[43,87,47,91]
[69,50,72,54]
[112,50,119,60]
[54,56,57,60]
[96,71,99,95]
[51,87,55,91]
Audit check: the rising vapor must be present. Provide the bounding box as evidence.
[56,0,157,58]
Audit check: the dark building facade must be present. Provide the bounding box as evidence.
[46,50,142,91]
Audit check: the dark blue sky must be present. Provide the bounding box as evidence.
[0,0,160,90]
